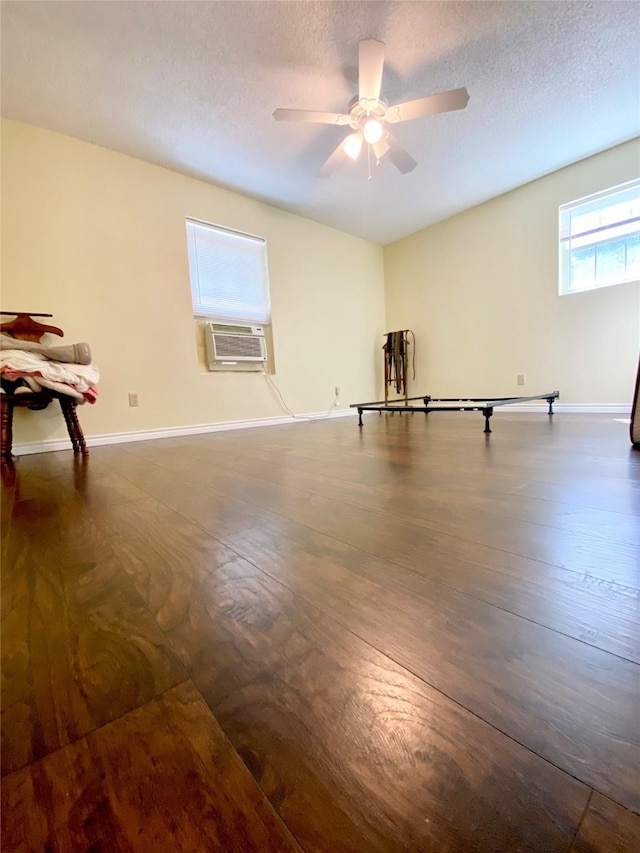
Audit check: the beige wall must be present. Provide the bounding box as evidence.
[1,119,385,444]
[384,140,640,404]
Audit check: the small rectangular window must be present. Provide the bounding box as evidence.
[559,179,640,295]
[186,218,271,323]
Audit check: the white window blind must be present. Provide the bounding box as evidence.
[186,218,271,323]
[559,179,640,295]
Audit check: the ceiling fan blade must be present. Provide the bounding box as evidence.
[372,138,390,160]
[358,39,385,104]
[385,134,417,174]
[273,109,351,125]
[318,138,349,178]
[385,87,470,123]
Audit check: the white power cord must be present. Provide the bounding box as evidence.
[262,369,339,420]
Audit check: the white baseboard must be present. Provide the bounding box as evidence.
[10,407,358,457]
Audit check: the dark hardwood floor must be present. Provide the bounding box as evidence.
[2,411,639,851]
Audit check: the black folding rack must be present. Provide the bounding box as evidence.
[351,391,560,433]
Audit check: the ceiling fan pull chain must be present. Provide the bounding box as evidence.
[367,143,372,182]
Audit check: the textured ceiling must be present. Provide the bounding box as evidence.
[2,1,639,245]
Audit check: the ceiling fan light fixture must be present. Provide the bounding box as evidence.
[273,39,469,179]
[363,118,383,144]
[343,133,363,160]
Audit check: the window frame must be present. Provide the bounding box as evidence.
[558,179,640,296]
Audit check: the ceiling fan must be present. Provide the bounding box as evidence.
[273,39,469,178]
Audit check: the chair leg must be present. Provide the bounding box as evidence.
[1,399,15,460]
[73,405,88,456]
[59,398,88,456]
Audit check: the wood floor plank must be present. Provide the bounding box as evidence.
[1,471,187,776]
[570,794,640,852]
[91,443,640,667]
[168,556,590,852]
[193,414,640,509]
[214,474,638,587]
[94,494,242,635]
[1,681,303,853]
[194,444,640,549]
[231,519,640,663]
[83,488,594,851]
[228,518,640,664]
[8,450,142,505]
[102,444,640,661]
[108,434,640,590]
[97,448,284,540]
[88,445,640,811]
[510,478,640,516]
[220,520,640,813]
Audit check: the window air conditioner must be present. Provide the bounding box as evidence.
[204,322,267,371]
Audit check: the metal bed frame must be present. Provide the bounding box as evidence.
[351,391,560,433]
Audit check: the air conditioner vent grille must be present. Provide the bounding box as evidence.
[213,334,265,359]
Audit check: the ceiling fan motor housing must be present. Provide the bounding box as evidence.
[346,95,387,130]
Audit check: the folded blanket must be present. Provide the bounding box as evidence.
[2,370,88,402]
[0,351,99,388]
[0,350,99,404]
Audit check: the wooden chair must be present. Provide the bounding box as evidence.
[1,312,88,460]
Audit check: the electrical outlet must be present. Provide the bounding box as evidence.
[517,374,526,386]
[128,393,139,407]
